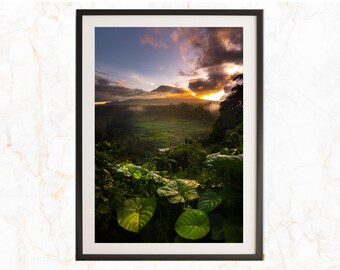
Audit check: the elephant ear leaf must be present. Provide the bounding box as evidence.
[197,191,222,213]
[117,197,156,233]
[157,179,199,204]
[175,209,210,240]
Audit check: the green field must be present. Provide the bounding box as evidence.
[127,117,211,148]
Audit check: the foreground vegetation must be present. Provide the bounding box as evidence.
[95,75,243,243]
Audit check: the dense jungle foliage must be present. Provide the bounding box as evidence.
[95,76,243,243]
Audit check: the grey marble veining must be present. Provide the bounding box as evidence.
[0,1,340,269]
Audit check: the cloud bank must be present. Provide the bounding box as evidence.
[95,75,147,102]
[173,27,243,96]
[95,75,189,102]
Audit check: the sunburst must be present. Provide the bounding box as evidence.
[199,90,225,101]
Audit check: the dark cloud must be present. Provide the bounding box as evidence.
[172,27,243,96]
[172,27,243,68]
[188,67,239,95]
[178,70,199,77]
[95,75,110,86]
[96,75,189,102]
[95,75,147,101]
[195,28,243,68]
[95,75,127,87]
[188,78,211,92]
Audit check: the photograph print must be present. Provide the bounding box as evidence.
[94,26,244,244]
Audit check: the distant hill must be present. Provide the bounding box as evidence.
[151,85,187,94]
[106,96,219,106]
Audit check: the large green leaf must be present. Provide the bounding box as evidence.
[175,209,210,240]
[147,171,168,184]
[209,213,224,240]
[117,197,157,233]
[114,163,169,184]
[197,191,222,213]
[157,179,199,204]
[223,218,243,243]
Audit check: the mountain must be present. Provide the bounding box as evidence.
[151,85,187,94]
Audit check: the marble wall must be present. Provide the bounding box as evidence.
[0,1,339,269]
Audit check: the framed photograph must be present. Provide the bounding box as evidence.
[76,9,263,260]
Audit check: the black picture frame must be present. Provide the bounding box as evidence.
[76,9,263,261]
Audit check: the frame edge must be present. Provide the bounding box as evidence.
[76,9,84,261]
[75,8,264,261]
[256,9,264,261]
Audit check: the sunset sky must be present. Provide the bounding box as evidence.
[95,27,243,102]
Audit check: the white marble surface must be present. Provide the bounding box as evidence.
[1,1,340,269]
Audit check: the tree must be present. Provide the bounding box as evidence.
[208,74,243,144]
